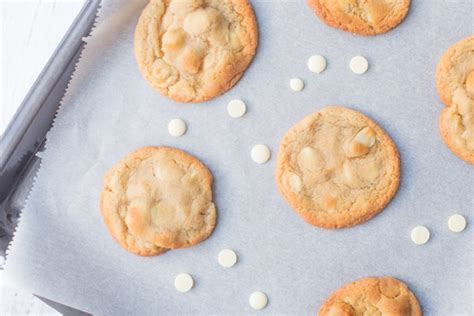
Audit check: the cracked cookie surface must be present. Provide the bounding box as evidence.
[318,276,422,316]
[134,0,258,102]
[436,36,474,164]
[100,146,217,255]
[276,106,400,229]
[307,0,410,36]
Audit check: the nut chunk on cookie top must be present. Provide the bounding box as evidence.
[100,147,217,256]
[276,106,400,229]
[134,0,258,103]
[307,0,410,36]
[317,277,422,316]
[436,36,474,164]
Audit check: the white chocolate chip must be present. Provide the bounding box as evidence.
[448,214,467,233]
[411,226,430,245]
[168,118,187,137]
[174,273,194,293]
[346,127,376,157]
[227,99,246,118]
[249,291,268,310]
[290,78,304,91]
[287,172,302,193]
[218,249,238,268]
[251,144,271,164]
[297,146,323,171]
[350,55,369,74]
[354,127,376,147]
[308,55,327,73]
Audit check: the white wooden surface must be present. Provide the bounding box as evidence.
[1,1,85,314]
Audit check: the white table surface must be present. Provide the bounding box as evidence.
[1,1,85,314]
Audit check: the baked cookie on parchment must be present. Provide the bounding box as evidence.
[307,0,410,36]
[100,146,217,256]
[436,36,474,164]
[276,106,400,229]
[134,0,258,103]
[318,276,422,316]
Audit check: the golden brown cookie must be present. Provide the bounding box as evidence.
[100,146,217,256]
[317,276,422,316]
[134,0,258,103]
[436,36,474,164]
[275,106,400,229]
[307,0,410,36]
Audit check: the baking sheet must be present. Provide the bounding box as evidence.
[4,0,474,314]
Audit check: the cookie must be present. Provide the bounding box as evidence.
[307,0,410,36]
[318,276,422,316]
[134,0,258,103]
[436,36,474,164]
[100,146,217,255]
[275,106,400,229]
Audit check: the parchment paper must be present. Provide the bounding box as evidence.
[5,0,474,314]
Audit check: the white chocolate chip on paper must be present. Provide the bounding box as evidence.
[411,226,430,245]
[350,55,369,74]
[289,78,304,91]
[249,291,268,310]
[308,54,327,73]
[448,214,467,233]
[251,144,271,164]
[227,99,247,118]
[168,118,187,137]
[174,273,194,293]
[218,249,238,268]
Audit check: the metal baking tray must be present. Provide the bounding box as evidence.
[0,1,100,314]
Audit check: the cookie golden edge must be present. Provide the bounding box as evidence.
[275,106,401,229]
[435,36,474,107]
[306,0,411,36]
[134,0,259,103]
[317,276,422,316]
[99,146,217,255]
[439,108,474,164]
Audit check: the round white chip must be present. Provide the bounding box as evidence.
[168,118,187,137]
[290,78,304,91]
[218,249,238,268]
[308,54,327,73]
[174,273,194,293]
[251,144,271,164]
[448,214,467,233]
[227,99,247,118]
[411,226,430,245]
[249,291,268,310]
[350,55,369,74]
